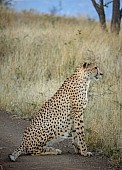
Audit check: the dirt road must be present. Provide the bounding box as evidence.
[0,110,120,170]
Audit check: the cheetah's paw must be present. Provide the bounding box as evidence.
[86,152,93,157]
[56,149,62,155]
[8,154,16,162]
[81,151,93,157]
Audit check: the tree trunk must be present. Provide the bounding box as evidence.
[98,6,107,30]
[91,0,107,31]
[111,0,121,34]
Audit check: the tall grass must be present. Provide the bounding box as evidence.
[0,8,121,164]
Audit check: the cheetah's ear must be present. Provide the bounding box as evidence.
[83,62,90,69]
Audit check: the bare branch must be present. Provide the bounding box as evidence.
[91,0,100,11]
[104,1,113,8]
[0,0,13,6]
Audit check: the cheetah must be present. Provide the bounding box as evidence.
[9,62,103,161]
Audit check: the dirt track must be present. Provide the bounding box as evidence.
[0,110,120,170]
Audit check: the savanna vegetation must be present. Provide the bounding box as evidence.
[0,7,121,165]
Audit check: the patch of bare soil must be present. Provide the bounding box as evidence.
[0,110,120,170]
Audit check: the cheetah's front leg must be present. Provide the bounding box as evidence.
[73,114,92,157]
[72,129,80,154]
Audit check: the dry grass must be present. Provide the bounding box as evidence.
[0,8,121,164]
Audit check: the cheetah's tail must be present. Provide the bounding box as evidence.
[8,145,26,162]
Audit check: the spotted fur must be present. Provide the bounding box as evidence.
[9,62,103,161]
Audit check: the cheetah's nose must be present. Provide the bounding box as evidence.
[100,72,103,76]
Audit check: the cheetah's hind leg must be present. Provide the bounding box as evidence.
[8,145,27,162]
[31,146,62,156]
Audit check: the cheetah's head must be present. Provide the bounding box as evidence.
[82,62,103,80]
